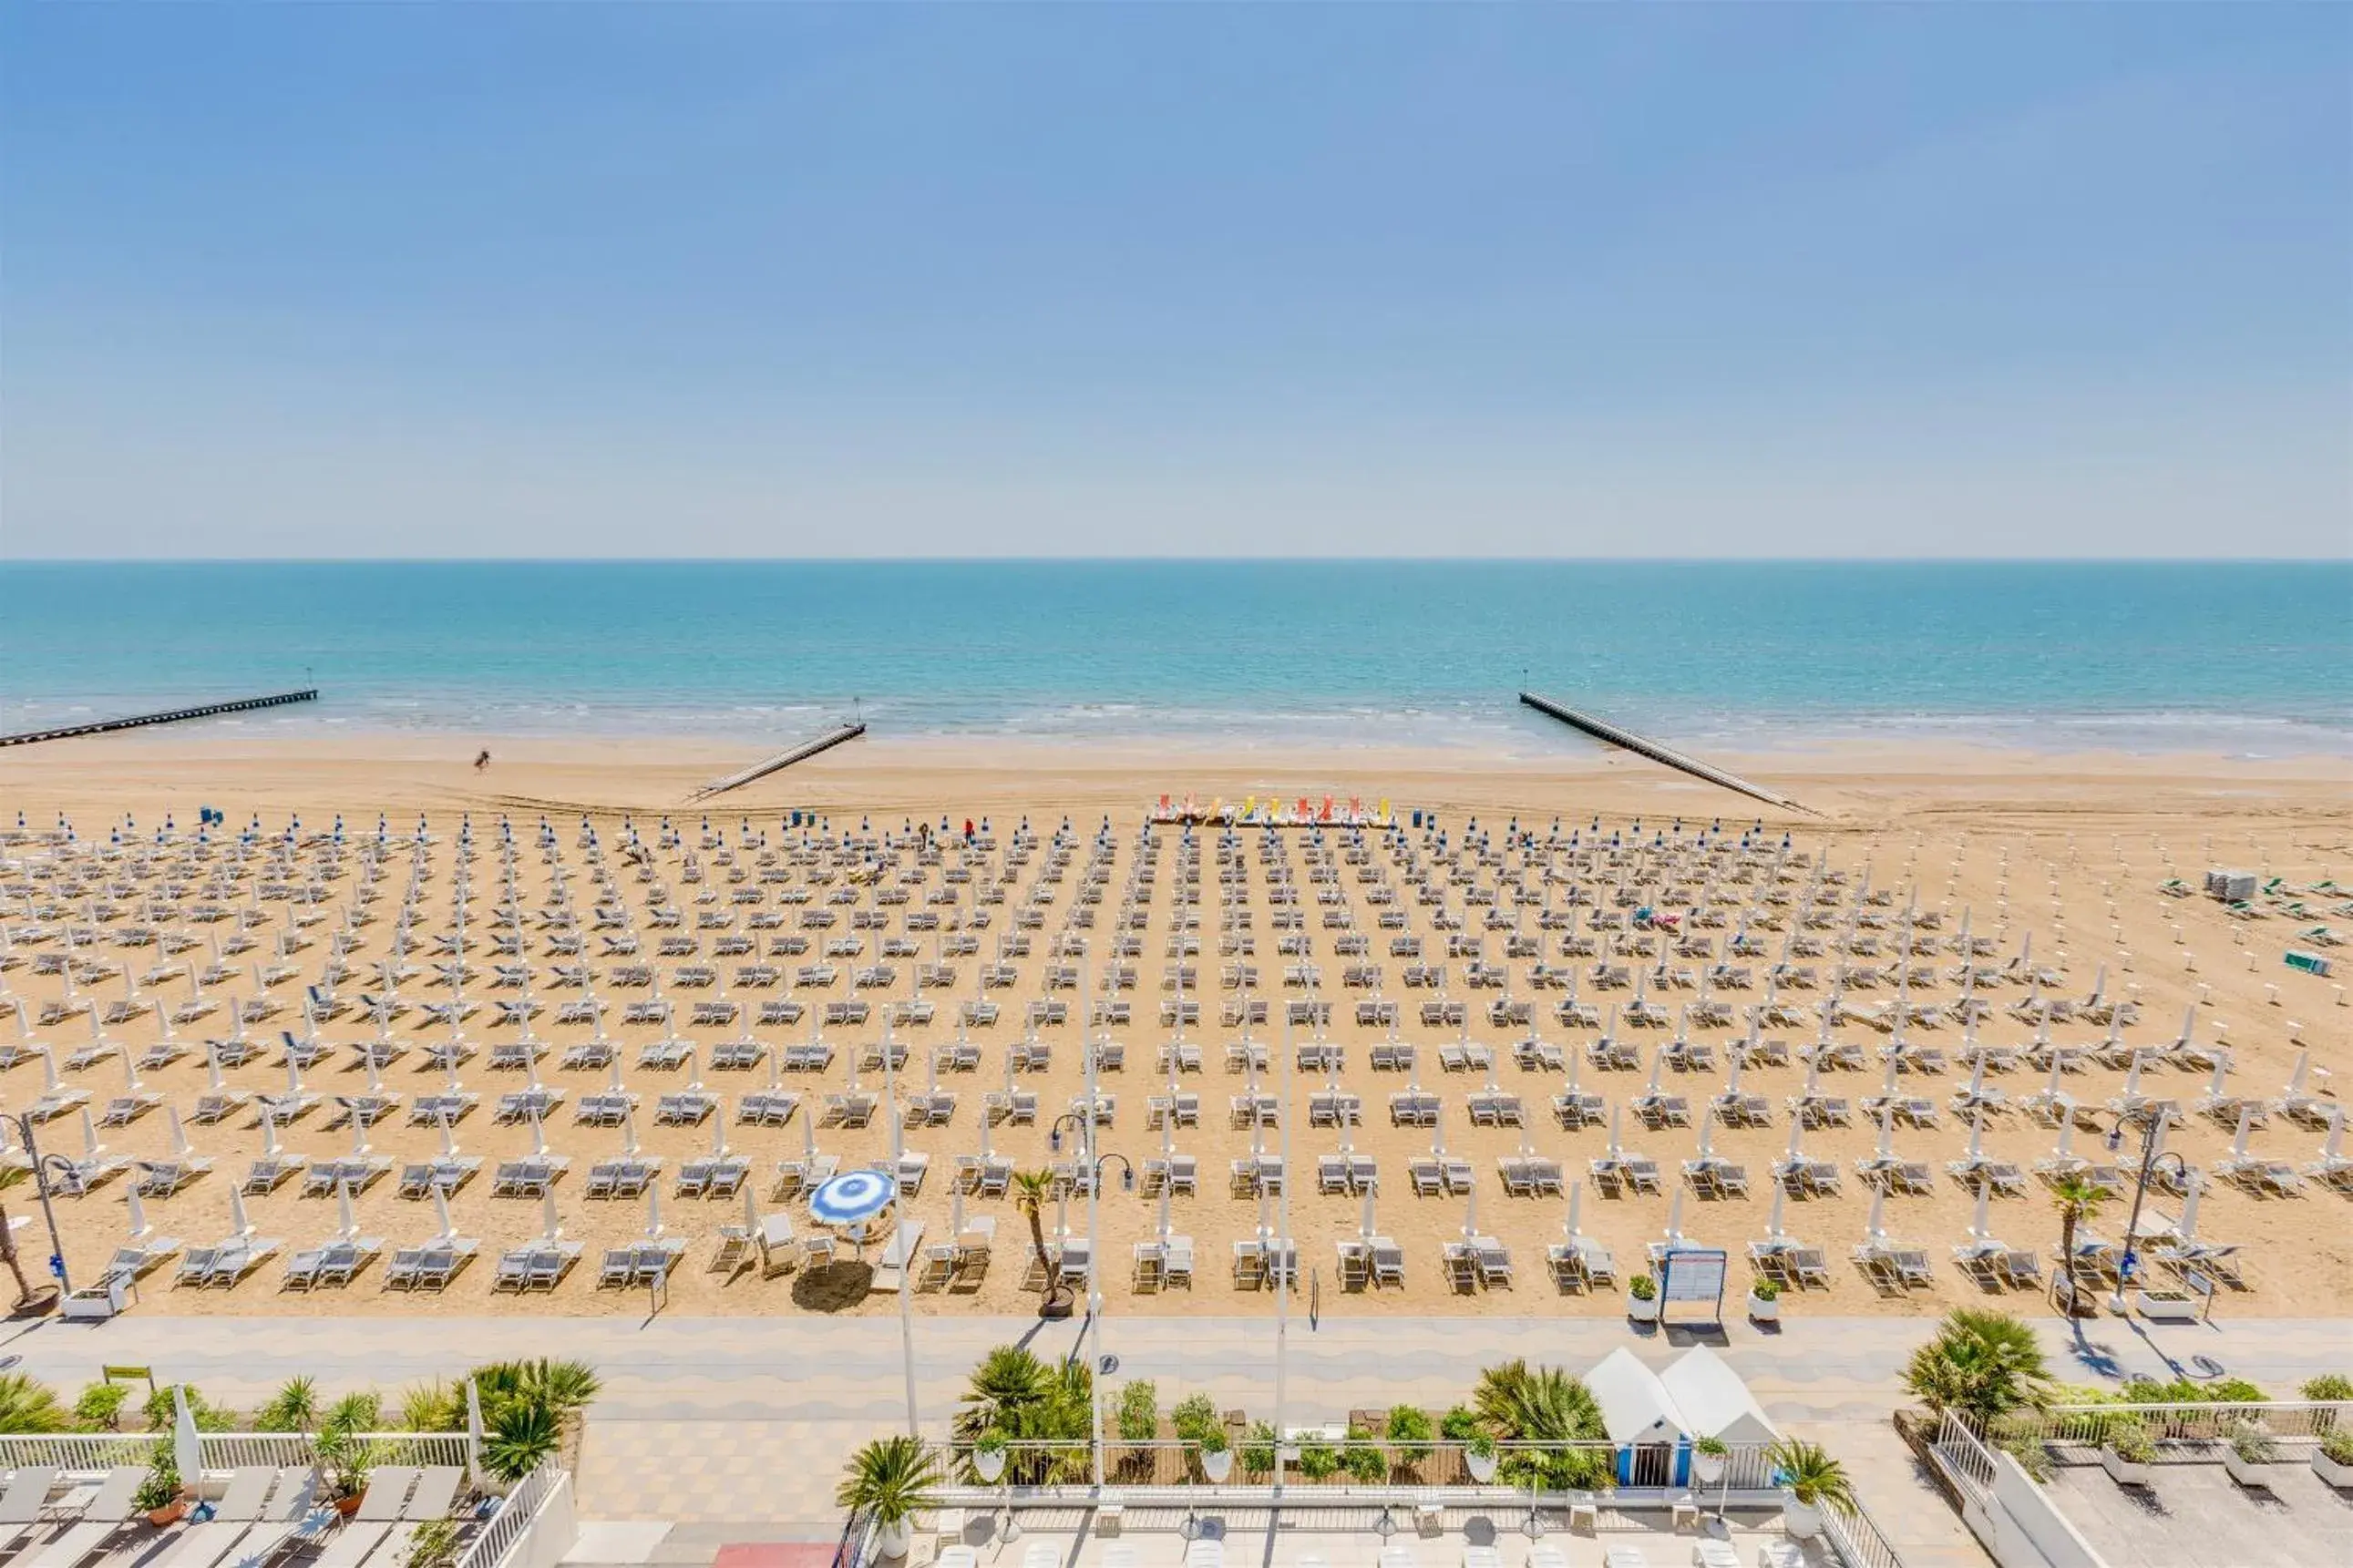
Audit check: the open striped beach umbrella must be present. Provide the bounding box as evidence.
[808,1167,895,1229]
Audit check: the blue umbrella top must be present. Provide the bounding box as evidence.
[808,1167,897,1228]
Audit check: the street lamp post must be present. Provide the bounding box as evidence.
[2,1112,77,1302]
[2100,1111,2189,1313]
[1048,1122,1134,1491]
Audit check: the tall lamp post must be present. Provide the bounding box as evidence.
[2098,1110,2189,1314]
[1,1112,78,1302]
[1048,1120,1135,1490]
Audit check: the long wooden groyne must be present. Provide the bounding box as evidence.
[1517,692,1820,816]
[690,723,867,801]
[0,689,319,748]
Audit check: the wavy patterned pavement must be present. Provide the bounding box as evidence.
[10,1312,2345,1562]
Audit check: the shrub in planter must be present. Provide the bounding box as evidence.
[1295,1438,1341,1481]
[2300,1374,2353,1403]
[2101,1418,2156,1487]
[2314,1429,2353,1488]
[1747,1277,1781,1322]
[1439,1406,1482,1444]
[73,1382,129,1432]
[1238,1421,1279,1478]
[971,1431,1008,1484]
[1115,1380,1157,1444]
[2225,1425,2281,1490]
[1628,1275,1659,1321]
[1198,1426,1232,1483]
[1464,1432,1499,1484]
[1691,1436,1730,1485]
[1385,1405,1435,1470]
[1341,1429,1389,1484]
[132,1453,184,1526]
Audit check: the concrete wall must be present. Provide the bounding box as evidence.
[1972,1455,2110,1568]
[512,1472,581,1568]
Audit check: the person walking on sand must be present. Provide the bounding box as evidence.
[474,749,491,771]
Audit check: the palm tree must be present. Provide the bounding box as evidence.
[1766,1437,1855,1514]
[1010,1169,1063,1310]
[836,1435,942,1557]
[2050,1173,2111,1317]
[0,1371,68,1434]
[1471,1358,1613,1491]
[952,1346,1051,1448]
[481,1400,562,1481]
[1902,1308,2054,1423]
[0,1166,41,1307]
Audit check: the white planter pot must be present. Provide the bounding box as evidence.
[1628,1291,1659,1322]
[1747,1293,1780,1323]
[2100,1450,2153,1487]
[2313,1450,2353,1488]
[973,1448,1006,1483]
[1201,1450,1232,1483]
[2135,1291,2200,1323]
[1692,1452,1727,1485]
[873,1519,913,1560]
[1465,1450,1498,1483]
[2224,1450,2279,1491]
[1782,1496,1822,1540]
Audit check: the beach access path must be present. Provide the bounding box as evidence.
[9,1312,2346,1565]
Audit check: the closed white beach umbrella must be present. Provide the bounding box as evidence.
[173,1385,202,1487]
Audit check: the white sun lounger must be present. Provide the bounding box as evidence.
[402,1467,464,1521]
[22,1467,144,1568]
[354,1468,417,1522]
[309,1522,394,1568]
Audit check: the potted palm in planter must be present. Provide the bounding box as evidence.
[133,1453,187,1528]
[1627,1274,1659,1323]
[2223,1425,2280,1491]
[1747,1277,1781,1324]
[1691,1436,1729,1486]
[836,1435,942,1561]
[1767,1437,1854,1541]
[1464,1433,1499,1484]
[2313,1430,2353,1489]
[2100,1419,2155,1487]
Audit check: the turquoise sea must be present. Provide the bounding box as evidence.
[0,562,2346,754]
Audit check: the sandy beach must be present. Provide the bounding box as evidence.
[0,732,2345,1323]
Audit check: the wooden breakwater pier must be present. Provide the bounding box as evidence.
[690,723,867,801]
[0,689,320,748]
[1517,691,1820,816]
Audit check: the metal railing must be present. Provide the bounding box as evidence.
[946,1437,1786,1495]
[1927,1410,1996,1502]
[1823,1499,1910,1568]
[455,1460,564,1568]
[0,1433,164,1472]
[201,1432,474,1471]
[2017,1399,2350,1453]
[0,1430,472,1478]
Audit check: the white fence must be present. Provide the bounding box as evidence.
[0,1430,473,1479]
[457,1462,575,1568]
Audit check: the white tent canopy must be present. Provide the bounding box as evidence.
[1583,1348,1689,1446]
[1660,1345,1777,1447]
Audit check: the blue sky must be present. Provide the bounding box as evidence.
[3,5,2345,559]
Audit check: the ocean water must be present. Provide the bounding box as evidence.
[0,561,2346,755]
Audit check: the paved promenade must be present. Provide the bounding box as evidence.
[7,1311,2343,1567]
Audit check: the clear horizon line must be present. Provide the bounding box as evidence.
[2,555,2341,568]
